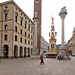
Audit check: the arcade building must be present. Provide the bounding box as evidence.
[0,0,34,58]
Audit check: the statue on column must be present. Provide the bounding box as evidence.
[57,7,70,60]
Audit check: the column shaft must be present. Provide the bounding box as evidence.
[62,19,65,46]
[34,22,37,48]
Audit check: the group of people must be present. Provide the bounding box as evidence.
[40,54,65,64]
[57,55,64,60]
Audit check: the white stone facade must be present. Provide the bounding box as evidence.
[40,36,49,56]
[72,27,75,55]
[0,0,34,58]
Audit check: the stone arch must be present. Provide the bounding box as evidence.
[24,47,26,57]
[14,45,18,58]
[20,46,23,57]
[28,48,30,57]
[3,44,9,58]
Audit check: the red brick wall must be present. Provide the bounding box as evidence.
[34,0,42,54]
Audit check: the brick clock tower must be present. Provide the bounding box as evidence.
[34,0,42,54]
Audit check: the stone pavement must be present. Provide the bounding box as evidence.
[0,56,75,75]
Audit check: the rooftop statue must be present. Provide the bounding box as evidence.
[60,6,67,14]
[73,27,75,32]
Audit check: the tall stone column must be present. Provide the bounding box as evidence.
[32,12,39,55]
[34,21,37,48]
[59,7,67,49]
[57,7,70,60]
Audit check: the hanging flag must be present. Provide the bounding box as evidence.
[55,32,57,36]
[49,32,50,36]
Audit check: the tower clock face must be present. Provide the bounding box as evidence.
[35,0,40,3]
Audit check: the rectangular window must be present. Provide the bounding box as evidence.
[5,14,7,20]
[25,21,27,29]
[28,41,30,45]
[5,25,7,30]
[25,23,26,29]
[28,34,30,38]
[21,29,22,34]
[15,26,17,32]
[15,15,17,22]
[20,38,22,43]
[25,39,26,44]
[15,35,17,41]
[28,24,30,31]
[31,28,33,33]
[5,34,7,40]
[21,20,22,26]
[5,6,8,9]
[25,32,26,36]
[21,13,22,15]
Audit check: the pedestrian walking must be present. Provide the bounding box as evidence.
[40,54,44,64]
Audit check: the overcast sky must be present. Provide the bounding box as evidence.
[1,0,75,44]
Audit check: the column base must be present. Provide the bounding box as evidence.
[57,48,71,60]
[31,48,40,59]
[59,45,66,50]
[32,48,39,55]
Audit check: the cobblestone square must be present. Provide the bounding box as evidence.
[0,56,75,75]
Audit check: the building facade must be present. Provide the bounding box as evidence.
[72,27,75,55]
[0,0,34,58]
[34,0,42,54]
[67,37,72,51]
[67,27,75,55]
[40,36,49,56]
